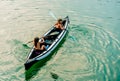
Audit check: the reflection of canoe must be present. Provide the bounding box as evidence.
[24,16,70,70]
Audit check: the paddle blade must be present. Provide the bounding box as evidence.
[23,44,28,47]
[50,72,59,80]
[23,44,31,48]
[49,10,57,20]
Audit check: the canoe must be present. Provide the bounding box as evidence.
[24,16,69,70]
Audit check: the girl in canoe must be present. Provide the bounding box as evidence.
[34,37,46,51]
[55,19,65,30]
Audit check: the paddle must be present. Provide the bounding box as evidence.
[23,37,44,47]
[23,40,33,47]
[23,35,51,47]
[49,10,57,20]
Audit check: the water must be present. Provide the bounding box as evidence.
[0,0,120,81]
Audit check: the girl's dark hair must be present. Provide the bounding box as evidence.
[58,19,62,22]
[34,37,39,47]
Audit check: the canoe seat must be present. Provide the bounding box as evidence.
[44,34,59,42]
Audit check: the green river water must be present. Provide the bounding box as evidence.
[0,0,120,81]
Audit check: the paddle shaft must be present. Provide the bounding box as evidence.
[49,10,57,20]
[26,40,33,44]
[24,36,47,45]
